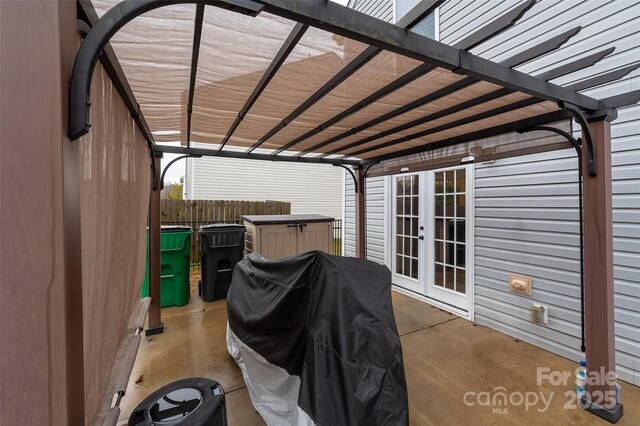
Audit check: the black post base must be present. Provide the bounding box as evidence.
[145,322,164,336]
[581,396,623,424]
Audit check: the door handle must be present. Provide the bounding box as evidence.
[418,235,424,240]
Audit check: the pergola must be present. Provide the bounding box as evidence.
[71,0,640,422]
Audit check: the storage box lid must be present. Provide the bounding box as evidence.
[242,214,334,225]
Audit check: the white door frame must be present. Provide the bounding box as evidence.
[386,165,475,321]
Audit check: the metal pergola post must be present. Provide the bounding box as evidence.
[581,116,622,422]
[354,166,366,259]
[147,153,164,336]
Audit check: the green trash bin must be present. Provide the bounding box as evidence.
[141,226,193,307]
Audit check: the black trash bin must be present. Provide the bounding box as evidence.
[128,377,227,425]
[199,224,246,302]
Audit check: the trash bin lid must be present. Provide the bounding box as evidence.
[199,224,245,231]
[128,377,225,426]
[161,225,192,233]
[149,387,203,423]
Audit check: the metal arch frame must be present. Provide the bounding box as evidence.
[78,14,164,194]
[559,101,596,176]
[333,161,380,194]
[160,154,202,190]
[518,124,586,353]
[68,0,264,140]
[68,0,606,144]
[334,164,359,193]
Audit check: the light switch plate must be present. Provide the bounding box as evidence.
[509,273,532,296]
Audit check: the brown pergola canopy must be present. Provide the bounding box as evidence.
[72,0,640,169]
[67,2,637,423]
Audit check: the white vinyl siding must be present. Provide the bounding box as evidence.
[344,0,394,263]
[351,0,393,23]
[344,173,386,264]
[347,0,640,384]
[440,0,640,385]
[187,144,344,219]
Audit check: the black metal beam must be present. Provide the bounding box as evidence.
[536,47,615,81]
[500,26,581,68]
[186,4,205,148]
[395,0,443,29]
[337,87,513,156]
[312,77,477,158]
[273,0,536,156]
[456,0,535,51]
[245,0,444,153]
[246,44,381,152]
[255,0,600,110]
[366,110,571,163]
[271,63,436,155]
[156,144,362,165]
[601,89,640,109]
[567,63,640,92]
[350,97,542,157]
[69,0,600,144]
[219,22,308,150]
[320,49,615,159]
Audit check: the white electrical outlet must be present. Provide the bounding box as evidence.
[531,304,548,324]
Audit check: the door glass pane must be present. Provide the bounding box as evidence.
[445,266,455,290]
[445,194,455,216]
[456,169,466,193]
[456,269,466,293]
[411,258,418,279]
[435,262,443,286]
[435,171,444,194]
[456,194,466,217]
[435,195,444,216]
[435,240,443,263]
[395,175,420,279]
[445,171,455,192]
[433,169,466,293]
[435,218,444,240]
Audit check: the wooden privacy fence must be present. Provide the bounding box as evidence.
[161,199,291,223]
[161,199,291,265]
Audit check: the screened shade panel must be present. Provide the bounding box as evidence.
[366,120,574,177]
[89,0,602,163]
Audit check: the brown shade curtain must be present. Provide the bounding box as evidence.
[91,0,565,161]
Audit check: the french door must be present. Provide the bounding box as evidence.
[390,166,473,317]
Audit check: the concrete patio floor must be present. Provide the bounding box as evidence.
[118,290,640,425]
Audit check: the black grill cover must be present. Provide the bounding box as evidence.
[227,251,408,426]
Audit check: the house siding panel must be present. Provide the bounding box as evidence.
[441,0,640,384]
[348,0,640,384]
[344,172,386,264]
[352,0,393,23]
[187,143,344,219]
[344,0,393,263]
